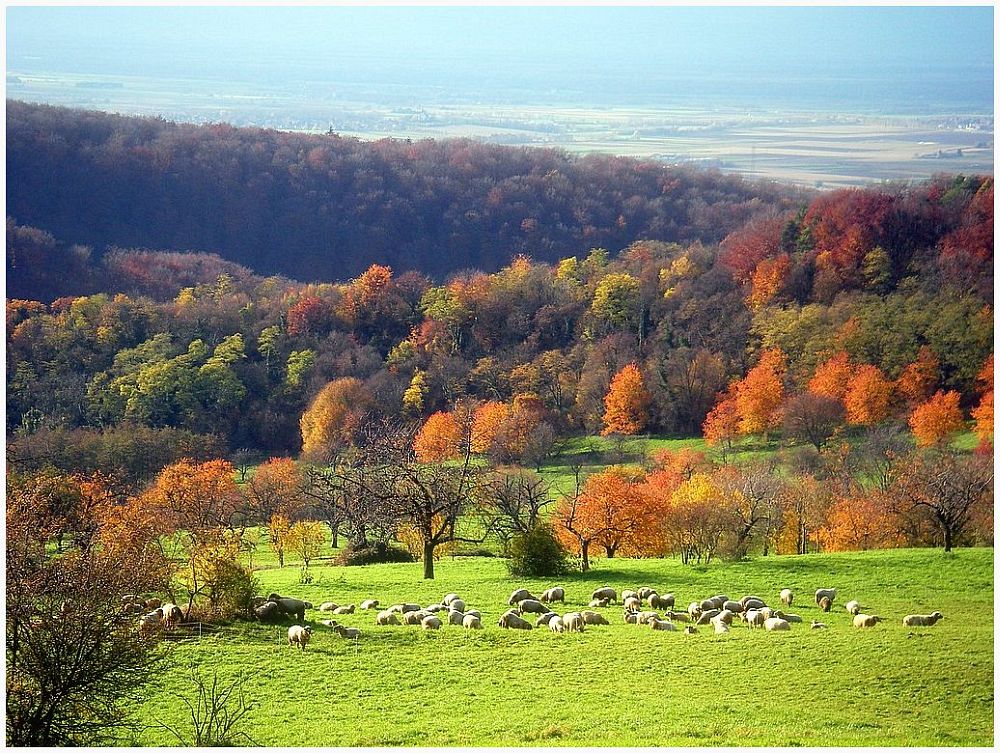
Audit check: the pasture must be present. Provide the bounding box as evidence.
[134,547,993,746]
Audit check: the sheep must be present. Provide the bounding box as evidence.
[697,608,721,625]
[711,594,730,604]
[449,599,467,614]
[623,612,639,625]
[399,603,422,613]
[319,619,339,627]
[623,596,642,613]
[700,598,722,612]
[742,598,766,612]
[254,601,283,623]
[318,602,339,612]
[448,610,466,625]
[853,614,882,629]
[780,589,793,607]
[498,610,533,630]
[269,596,309,622]
[465,610,481,619]
[650,593,675,609]
[536,612,560,627]
[562,612,585,632]
[764,617,791,632]
[287,625,312,650]
[508,589,537,606]
[548,616,565,633]
[589,597,611,608]
[332,604,356,615]
[903,611,943,627]
[745,609,765,629]
[845,600,862,616]
[740,595,764,608]
[424,603,448,613]
[143,597,162,610]
[621,590,639,602]
[634,611,661,625]
[122,594,139,605]
[758,607,776,620]
[722,600,743,614]
[663,610,691,623]
[160,603,183,629]
[333,625,361,639]
[815,588,837,607]
[540,586,566,603]
[684,626,698,635]
[360,599,379,610]
[421,615,442,630]
[818,597,832,613]
[649,618,677,631]
[581,610,609,626]
[714,621,730,634]
[637,587,656,601]
[402,610,432,625]
[463,614,482,629]
[591,587,617,604]
[376,610,400,626]
[138,610,163,637]
[687,602,703,619]
[517,599,548,615]
[811,621,828,629]
[774,611,803,623]
[442,593,460,606]
[713,609,736,626]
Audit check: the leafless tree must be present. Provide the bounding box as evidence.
[479,468,552,549]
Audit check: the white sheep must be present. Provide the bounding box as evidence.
[498,610,533,630]
[745,609,765,629]
[713,609,736,626]
[818,596,833,612]
[442,593,460,606]
[548,616,565,633]
[540,586,565,603]
[664,610,691,623]
[780,589,793,607]
[634,611,661,625]
[319,619,339,627]
[687,602,703,619]
[623,612,639,625]
[360,599,379,610]
[742,597,766,612]
[774,611,802,623]
[764,617,791,632]
[758,607,776,620]
[287,625,312,650]
[697,608,721,625]
[903,611,943,627]
[623,596,642,613]
[815,588,837,606]
[649,593,674,609]
[508,588,537,606]
[160,603,183,629]
[402,609,432,625]
[333,625,361,639]
[722,600,743,614]
[318,602,339,612]
[649,618,677,631]
[332,604,355,615]
[700,598,721,612]
[421,615,442,630]
[517,599,548,615]
[637,587,656,600]
[138,609,163,637]
[845,600,862,615]
[463,614,482,629]
[581,610,609,625]
[853,614,882,629]
[591,587,617,604]
[424,603,448,613]
[589,597,611,608]
[449,598,467,614]
[399,603,422,613]
[562,612,585,632]
[448,610,466,626]
[714,621,730,634]
[536,612,559,627]
[376,610,400,626]
[464,609,481,619]
[621,589,639,602]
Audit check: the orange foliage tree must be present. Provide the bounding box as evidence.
[814,493,902,552]
[775,474,834,555]
[909,390,965,447]
[243,457,306,524]
[843,364,893,426]
[896,346,940,405]
[733,349,786,438]
[140,458,243,536]
[601,363,651,436]
[413,410,463,462]
[807,351,852,401]
[299,377,373,460]
[747,254,791,310]
[702,393,739,454]
[471,401,510,453]
[972,355,993,444]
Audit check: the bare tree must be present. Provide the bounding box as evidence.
[715,461,784,559]
[479,468,552,549]
[782,392,845,452]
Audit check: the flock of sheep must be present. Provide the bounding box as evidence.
[237,584,943,652]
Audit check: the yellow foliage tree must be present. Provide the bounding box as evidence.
[300,377,372,460]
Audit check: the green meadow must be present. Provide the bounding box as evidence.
[135,547,993,747]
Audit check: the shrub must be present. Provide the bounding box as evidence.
[507,523,570,577]
[335,541,415,567]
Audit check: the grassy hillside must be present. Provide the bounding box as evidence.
[135,548,993,746]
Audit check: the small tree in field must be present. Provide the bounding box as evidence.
[267,514,291,568]
[909,391,964,447]
[285,521,327,581]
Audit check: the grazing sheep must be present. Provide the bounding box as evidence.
[722,600,743,614]
[449,599,467,614]
[536,612,560,627]
[845,600,862,616]
[663,610,691,623]
[160,603,183,629]
[442,593,460,606]
[623,612,639,625]
[540,587,566,604]
[775,612,803,623]
[700,598,723,612]
[711,594,730,604]
[764,617,791,632]
[318,602,339,612]
[687,602,703,619]
[399,603,422,613]
[319,619,339,627]
[287,625,312,650]
[376,610,400,626]
[740,595,764,608]
[649,618,677,631]
[463,614,482,629]
[138,610,163,637]
[254,601,283,623]
[448,610,466,626]
[562,612,585,632]
[548,616,565,633]
[498,611,533,630]
[684,626,698,635]
[634,611,661,625]
[621,590,639,602]
[697,608,721,625]
[637,587,656,601]
[745,609,765,629]
[811,621,828,629]
[713,609,736,626]
[332,604,356,615]
[360,599,379,610]
[591,587,617,604]
[402,610,432,625]
[423,603,447,613]
[742,598,766,612]
[465,610,481,619]
[589,598,611,608]
[780,589,793,607]
[903,611,943,627]
[819,597,832,613]
[270,597,309,622]
[421,615,442,630]
[651,593,675,609]
[333,625,361,639]
[517,599,548,615]
[623,596,642,613]
[815,588,837,606]
[581,610,609,626]
[853,614,882,629]
[714,621,730,634]
[508,589,537,606]
[758,607,776,620]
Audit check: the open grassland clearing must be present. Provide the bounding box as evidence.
[135,547,993,746]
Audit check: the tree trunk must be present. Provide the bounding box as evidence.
[943,525,953,553]
[580,540,590,572]
[422,540,436,579]
[277,550,284,568]
[330,521,340,549]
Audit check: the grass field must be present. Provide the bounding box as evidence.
[134,547,994,747]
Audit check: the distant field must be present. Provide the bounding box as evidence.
[134,548,993,746]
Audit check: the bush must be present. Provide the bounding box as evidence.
[507,524,570,577]
[205,559,258,622]
[335,541,415,566]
